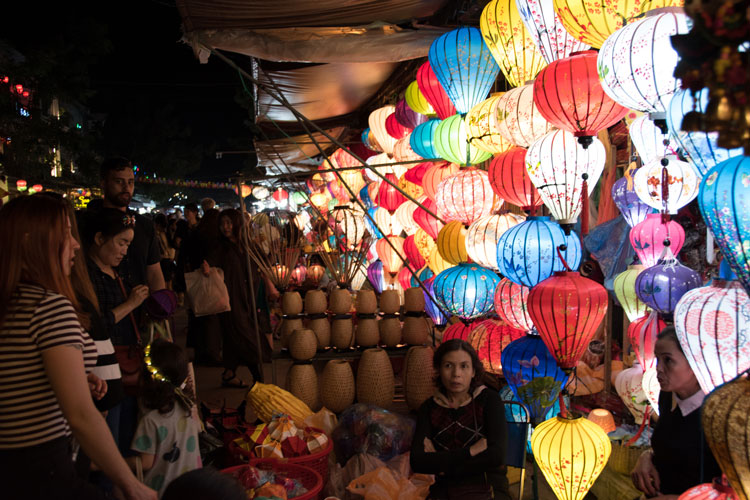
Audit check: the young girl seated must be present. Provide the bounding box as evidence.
[129,340,202,497]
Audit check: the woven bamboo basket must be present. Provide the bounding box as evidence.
[287,363,320,411]
[281,291,303,315]
[280,318,304,349]
[356,348,394,409]
[609,442,648,475]
[379,290,401,314]
[379,317,402,347]
[403,288,425,312]
[331,318,354,349]
[329,288,353,315]
[404,345,435,411]
[304,290,327,314]
[355,290,377,314]
[308,317,330,350]
[289,329,317,361]
[402,316,429,345]
[355,318,379,348]
[320,360,355,413]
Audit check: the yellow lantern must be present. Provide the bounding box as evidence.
[310,191,329,209]
[437,221,469,265]
[427,244,451,275]
[531,415,612,500]
[553,0,684,49]
[613,265,650,322]
[369,105,399,156]
[405,80,435,116]
[338,170,365,194]
[414,228,437,262]
[480,0,548,88]
[399,173,424,200]
[465,93,513,155]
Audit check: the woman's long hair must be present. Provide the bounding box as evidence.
[433,338,485,394]
[0,194,81,329]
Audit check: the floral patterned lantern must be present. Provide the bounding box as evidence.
[494,278,535,333]
[533,50,628,148]
[428,26,500,114]
[641,366,661,415]
[597,10,690,116]
[674,280,750,394]
[416,61,457,120]
[362,128,381,152]
[469,318,525,374]
[526,129,606,229]
[496,84,555,148]
[399,173,423,200]
[612,175,655,228]
[376,235,406,278]
[413,197,444,240]
[629,115,678,165]
[679,477,739,500]
[434,114,493,166]
[515,0,590,63]
[435,168,496,225]
[376,173,407,211]
[635,256,702,316]
[368,105,399,156]
[501,333,568,421]
[410,119,441,160]
[615,362,650,422]
[422,162,460,201]
[633,156,701,214]
[367,260,386,294]
[629,213,685,267]
[465,94,513,155]
[414,228,437,262]
[394,200,420,236]
[395,99,428,130]
[628,312,665,372]
[437,220,469,265]
[433,263,500,319]
[423,277,448,327]
[488,147,544,212]
[480,0,548,88]
[527,271,609,371]
[698,156,750,298]
[613,265,650,321]
[393,135,422,164]
[386,112,409,140]
[531,415,611,500]
[466,212,526,270]
[405,80,435,116]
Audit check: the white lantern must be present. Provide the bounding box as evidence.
[598,11,690,116]
[252,185,270,199]
[393,134,423,163]
[633,156,700,214]
[615,363,649,423]
[641,367,661,416]
[435,168,497,226]
[368,105,399,156]
[466,212,526,270]
[515,0,590,63]
[394,198,421,236]
[373,206,404,236]
[629,115,677,164]
[364,153,407,182]
[525,129,606,226]
[330,206,367,249]
[496,84,555,148]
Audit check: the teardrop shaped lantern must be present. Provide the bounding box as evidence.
[386,112,409,141]
[413,197,444,240]
[369,105,399,156]
[398,266,415,291]
[641,366,661,415]
[375,173,407,212]
[629,115,678,165]
[501,333,568,422]
[466,212,526,270]
[526,129,606,228]
[629,213,685,267]
[488,147,544,212]
[465,94,513,155]
[496,216,569,287]
[531,415,611,500]
[373,207,403,237]
[628,312,665,372]
[613,265,650,321]
[433,263,500,319]
[437,220,469,265]
[414,228,437,262]
[675,279,750,394]
[393,135,423,164]
[597,10,690,115]
[423,277,448,327]
[394,200,420,237]
[403,235,426,272]
[528,271,609,371]
[395,99,428,131]
[633,156,701,214]
[428,26,500,115]
[434,114,493,166]
[612,175,656,228]
[405,80,435,116]
[376,235,406,278]
[435,168,496,225]
[469,318,525,375]
[699,156,750,298]
[367,260,386,294]
[515,0,590,63]
[416,61,457,120]
[494,277,535,333]
[533,50,628,148]
[496,84,555,148]
[635,256,702,316]
[410,119,441,160]
[480,0,548,88]
[422,162,460,201]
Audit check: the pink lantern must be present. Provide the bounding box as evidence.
[413,197,444,240]
[468,318,525,375]
[493,278,535,333]
[435,168,496,226]
[629,213,686,267]
[291,265,307,285]
[398,266,414,291]
[628,312,665,372]
[404,162,431,186]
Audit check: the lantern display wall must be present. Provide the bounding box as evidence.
[515,0,590,63]
[433,263,500,319]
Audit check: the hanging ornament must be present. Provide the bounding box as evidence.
[629,115,678,165]
[641,366,661,415]
[369,105,399,156]
[612,175,656,228]
[375,173,407,211]
[442,321,476,342]
[404,162,431,186]
[386,112,409,140]
[398,266,415,291]
[435,168,496,225]
[376,235,406,278]
[465,94,513,155]
[364,153,407,182]
[488,147,544,212]
[496,84,555,148]
[399,172,424,200]
[629,213,685,268]
[633,156,701,214]
[434,114,493,166]
[423,277,448,327]
[427,244,452,275]
[494,278,535,333]
[679,477,739,500]
[466,212,526,270]
[433,263,500,319]
[615,362,650,423]
[373,206,403,236]
[405,80,435,116]
[329,206,367,250]
[403,234,426,270]
[635,254,702,316]
[367,260,386,294]
[416,61,457,120]
[437,221,469,265]
[422,162,460,201]
[393,135,423,164]
[469,318,525,375]
[394,199,420,236]
[628,312,665,372]
[413,228,437,262]
[613,265,650,322]
[362,127,382,152]
[395,99,428,130]
[410,119,441,160]
[515,0,590,63]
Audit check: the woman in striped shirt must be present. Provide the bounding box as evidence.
[0,194,155,500]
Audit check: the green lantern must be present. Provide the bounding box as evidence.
[291,191,308,205]
[433,113,492,166]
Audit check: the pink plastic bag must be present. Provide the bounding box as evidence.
[184,268,231,317]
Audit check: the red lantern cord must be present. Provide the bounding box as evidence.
[556,246,573,272]
[626,406,652,446]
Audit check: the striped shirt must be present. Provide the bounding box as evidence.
[0,284,98,448]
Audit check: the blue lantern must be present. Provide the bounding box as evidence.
[433,263,500,319]
[500,385,560,454]
[699,156,750,297]
[667,88,743,176]
[365,207,383,239]
[411,266,434,288]
[367,260,386,294]
[563,231,583,272]
[359,184,373,209]
[501,333,567,423]
[611,176,655,228]
[423,277,448,327]
[428,26,500,114]
[719,258,738,281]
[410,119,441,159]
[496,216,569,288]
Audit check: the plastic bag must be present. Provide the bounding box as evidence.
[332,404,415,465]
[184,268,231,317]
[346,464,433,500]
[304,407,338,436]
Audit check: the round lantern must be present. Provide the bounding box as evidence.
[465,94,513,155]
[428,26,500,114]
[435,168,496,226]
[365,153,407,182]
[399,173,424,201]
[628,312,666,372]
[413,228,437,262]
[629,115,678,165]
[515,0,590,63]
[376,235,406,278]
[376,173,407,211]
[633,156,701,214]
[437,221,469,265]
[373,207,403,237]
[501,333,568,422]
[488,147,543,212]
[442,321,475,342]
[615,362,650,422]
[272,188,289,203]
[428,244,453,275]
[612,175,655,228]
[587,408,616,434]
[361,127,381,152]
[369,105,399,156]
[393,135,422,164]
[405,80,435,116]
[235,184,252,198]
[613,265,650,321]
[699,156,750,298]
[496,84,555,148]
[422,162,460,201]
[667,88,744,176]
[329,206,367,250]
[310,191,329,210]
[527,271,609,370]
[533,50,628,148]
[679,477,739,500]
[526,129,606,227]
[629,213,686,267]
[253,185,270,200]
[394,200,420,236]
[674,280,750,394]
[404,162,430,186]
[416,61,456,120]
[531,415,611,500]
[410,119,441,160]
[16,179,27,192]
[367,260,386,294]
[480,0,547,88]
[386,113,409,141]
[413,197,444,240]
[434,114,493,166]
[496,216,569,288]
[635,257,702,315]
[466,212,526,270]
[307,264,326,286]
[433,263,500,319]
[469,318,524,375]
[597,10,690,115]
[395,99,428,131]
[494,278,535,333]
[339,170,366,194]
[291,265,307,285]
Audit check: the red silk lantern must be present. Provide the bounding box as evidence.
[376,173,407,211]
[416,61,457,120]
[679,476,738,500]
[527,271,608,371]
[533,50,628,148]
[403,234,426,270]
[422,162,460,201]
[628,312,666,373]
[494,277,535,333]
[398,266,414,291]
[272,188,289,202]
[442,321,475,342]
[376,235,406,278]
[386,112,409,140]
[404,162,431,186]
[413,197,444,240]
[488,147,543,212]
[468,318,525,375]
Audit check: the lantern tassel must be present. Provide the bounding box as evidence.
[558,391,569,419]
[625,405,651,447]
[581,175,589,235]
[661,158,670,224]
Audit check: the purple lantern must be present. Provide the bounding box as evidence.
[395,99,429,130]
[635,256,702,316]
[423,277,448,326]
[367,260,386,294]
[612,176,654,227]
